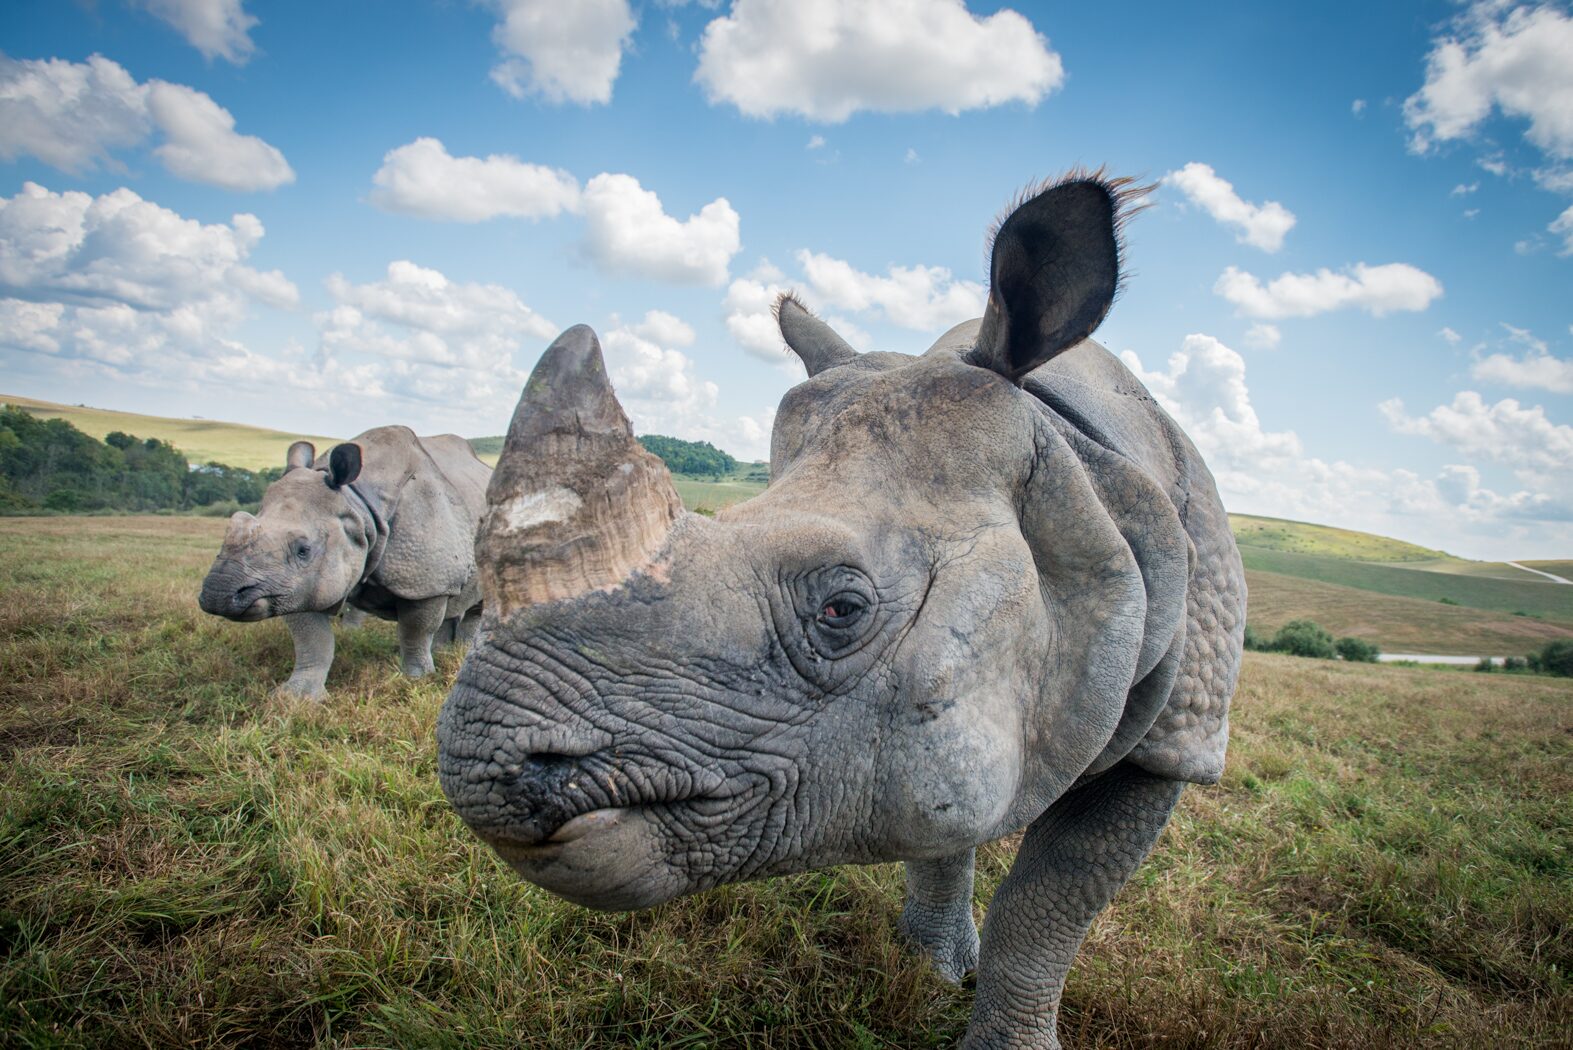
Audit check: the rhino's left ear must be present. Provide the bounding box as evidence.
[970,173,1146,382]
[286,441,315,472]
[776,293,858,376]
[326,443,362,490]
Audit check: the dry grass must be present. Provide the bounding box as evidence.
[1,517,1569,1048]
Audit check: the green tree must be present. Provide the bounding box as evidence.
[1270,619,1337,659]
[1335,636,1379,663]
[1534,640,1573,677]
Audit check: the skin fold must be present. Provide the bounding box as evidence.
[437,175,1245,1047]
[198,427,491,698]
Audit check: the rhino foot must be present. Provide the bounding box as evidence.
[276,676,328,701]
[898,897,980,983]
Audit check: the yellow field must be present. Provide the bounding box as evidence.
[2,392,340,471]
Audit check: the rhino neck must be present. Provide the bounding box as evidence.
[340,481,389,588]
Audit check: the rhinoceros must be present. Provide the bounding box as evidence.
[199,426,492,698]
[436,174,1245,1047]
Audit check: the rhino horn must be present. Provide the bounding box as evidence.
[776,293,858,376]
[478,324,683,619]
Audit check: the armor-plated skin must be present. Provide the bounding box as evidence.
[199,426,491,698]
[437,176,1245,1047]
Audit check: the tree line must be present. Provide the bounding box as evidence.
[0,406,280,514]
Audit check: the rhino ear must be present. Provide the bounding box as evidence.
[776,293,858,376]
[971,173,1146,382]
[286,441,315,472]
[326,443,362,490]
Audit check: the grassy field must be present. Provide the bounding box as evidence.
[2,393,341,472]
[1523,561,1573,582]
[1238,547,1573,626]
[1244,569,1573,655]
[1229,513,1453,563]
[1,516,1569,1048]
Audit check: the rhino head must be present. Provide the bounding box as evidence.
[437,175,1186,911]
[198,442,378,621]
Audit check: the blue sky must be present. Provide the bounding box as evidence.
[1,0,1569,558]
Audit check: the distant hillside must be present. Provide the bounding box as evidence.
[1230,513,1454,563]
[3,394,339,473]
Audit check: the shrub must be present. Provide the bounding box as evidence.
[1242,624,1268,652]
[1474,657,1495,673]
[1503,656,1527,672]
[1534,640,1573,678]
[1438,597,1460,606]
[1335,637,1379,663]
[1270,619,1336,660]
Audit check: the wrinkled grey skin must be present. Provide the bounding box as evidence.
[438,177,1245,1047]
[199,426,491,698]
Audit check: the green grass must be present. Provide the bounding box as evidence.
[3,393,341,472]
[1245,568,1573,655]
[1,516,1570,1047]
[1230,513,1456,563]
[1522,561,1573,582]
[1239,547,1573,626]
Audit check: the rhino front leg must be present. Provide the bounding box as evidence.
[280,611,335,699]
[899,849,980,982]
[963,764,1183,1050]
[395,595,448,677]
[454,606,481,645]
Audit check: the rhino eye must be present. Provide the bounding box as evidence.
[293,540,312,561]
[818,594,866,628]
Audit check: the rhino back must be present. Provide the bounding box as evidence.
[1026,340,1245,785]
[347,426,490,604]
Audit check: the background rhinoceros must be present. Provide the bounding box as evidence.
[436,174,1245,1048]
[200,426,491,698]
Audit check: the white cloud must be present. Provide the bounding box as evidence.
[580,173,740,286]
[1469,324,1573,394]
[0,54,291,191]
[1550,203,1573,255]
[1439,326,1463,344]
[1381,391,1573,472]
[806,135,826,150]
[144,81,293,192]
[1404,2,1573,161]
[1452,181,1480,195]
[602,310,774,460]
[484,0,636,105]
[1352,98,1367,116]
[137,0,258,64]
[1121,333,1573,553]
[1163,162,1297,252]
[694,0,1063,122]
[369,137,580,222]
[1214,262,1443,319]
[0,182,295,385]
[1243,323,1280,350]
[723,265,792,362]
[0,54,150,171]
[795,249,984,331]
[904,147,920,164]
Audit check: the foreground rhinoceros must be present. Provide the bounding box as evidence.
[199,426,491,698]
[437,174,1245,1047]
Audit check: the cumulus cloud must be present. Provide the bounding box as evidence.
[136,0,258,64]
[602,310,774,460]
[484,0,636,105]
[1466,326,1573,394]
[0,54,292,190]
[1163,162,1297,252]
[1404,2,1573,161]
[694,0,1063,122]
[1121,332,1572,552]
[0,182,295,382]
[1214,262,1443,319]
[1551,203,1573,254]
[795,250,984,331]
[1439,326,1463,344]
[1380,391,1573,472]
[581,173,740,286]
[370,137,581,222]
[1243,323,1281,350]
[144,81,293,192]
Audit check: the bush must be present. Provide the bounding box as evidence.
[1474,657,1495,673]
[1534,640,1573,677]
[1269,619,1337,660]
[1242,624,1268,652]
[1503,656,1527,672]
[1438,597,1460,605]
[1335,637,1379,663]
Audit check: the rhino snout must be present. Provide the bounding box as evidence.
[198,570,271,620]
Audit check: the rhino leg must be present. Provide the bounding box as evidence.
[395,595,448,677]
[899,849,980,983]
[454,607,481,646]
[963,765,1183,1050]
[279,611,335,700]
[434,617,458,647]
